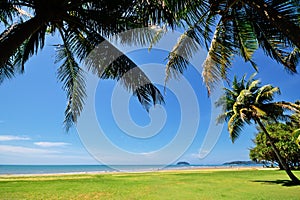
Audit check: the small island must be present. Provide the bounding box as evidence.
[176,161,190,165]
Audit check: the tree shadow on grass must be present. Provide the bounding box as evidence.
[252,180,300,187]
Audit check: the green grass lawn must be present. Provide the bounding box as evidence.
[0,169,299,199]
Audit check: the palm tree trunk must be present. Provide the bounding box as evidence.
[0,16,43,68]
[245,0,300,49]
[256,118,300,184]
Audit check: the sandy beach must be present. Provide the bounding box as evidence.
[0,165,276,177]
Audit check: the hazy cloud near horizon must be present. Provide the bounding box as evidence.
[0,135,31,141]
[34,142,71,147]
[0,145,59,154]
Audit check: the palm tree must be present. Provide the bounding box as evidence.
[216,73,300,184]
[164,0,300,93]
[0,0,176,130]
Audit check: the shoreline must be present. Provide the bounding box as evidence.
[0,166,277,177]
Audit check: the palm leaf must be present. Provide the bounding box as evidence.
[232,6,258,70]
[202,18,235,94]
[148,25,167,51]
[55,36,86,131]
[16,24,47,69]
[85,37,165,111]
[165,5,214,83]
[255,85,280,104]
[275,101,300,114]
[249,6,299,72]
[101,54,165,111]
[247,79,260,92]
[216,111,233,124]
[0,1,20,25]
[0,63,14,84]
[228,113,245,142]
[165,31,200,81]
[116,27,161,47]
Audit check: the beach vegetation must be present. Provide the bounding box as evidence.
[250,122,300,169]
[216,73,300,184]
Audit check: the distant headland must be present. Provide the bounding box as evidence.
[223,161,260,165]
[176,161,190,165]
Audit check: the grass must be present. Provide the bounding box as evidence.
[0,169,300,199]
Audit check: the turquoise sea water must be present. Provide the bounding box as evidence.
[0,164,264,175]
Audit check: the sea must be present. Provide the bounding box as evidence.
[0,164,264,175]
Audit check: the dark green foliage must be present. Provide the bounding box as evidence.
[250,123,300,169]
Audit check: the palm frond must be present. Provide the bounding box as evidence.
[0,1,20,25]
[216,111,233,124]
[228,113,245,142]
[0,63,14,84]
[102,54,165,111]
[249,4,299,72]
[134,83,164,111]
[236,89,252,105]
[232,6,258,70]
[246,72,258,88]
[232,75,246,93]
[165,6,214,83]
[148,25,167,51]
[64,29,95,63]
[255,85,280,103]
[136,0,199,28]
[245,0,300,49]
[247,79,260,93]
[202,18,235,94]
[55,37,86,131]
[116,26,161,47]
[165,31,200,81]
[85,39,164,111]
[14,24,47,69]
[275,101,300,114]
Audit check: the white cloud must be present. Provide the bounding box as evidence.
[0,135,31,141]
[34,142,71,147]
[0,145,59,154]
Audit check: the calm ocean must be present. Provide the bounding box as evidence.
[0,164,263,175]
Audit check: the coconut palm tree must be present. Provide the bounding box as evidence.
[216,73,300,184]
[0,0,176,130]
[165,0,300,93]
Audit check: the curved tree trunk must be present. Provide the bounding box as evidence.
[245,0,300,49]
[256,118,300,184]
[0,16,43,68]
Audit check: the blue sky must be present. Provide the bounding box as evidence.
[0,31,300,165]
